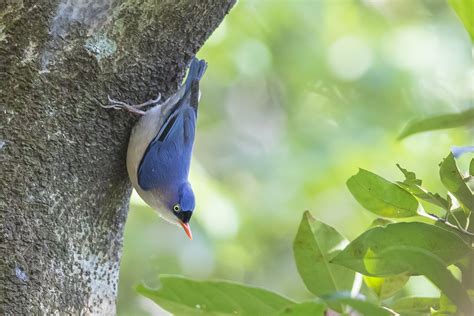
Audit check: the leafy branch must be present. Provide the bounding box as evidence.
[132,1,474,314]
[135,152,473,315]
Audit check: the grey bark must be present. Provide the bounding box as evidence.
[0,0,234,314]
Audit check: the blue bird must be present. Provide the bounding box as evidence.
[103,57,208,239]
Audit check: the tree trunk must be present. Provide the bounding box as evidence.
[0,0,234,314]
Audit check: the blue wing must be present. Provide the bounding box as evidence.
[137,57,206,191]
[138,105,196,191]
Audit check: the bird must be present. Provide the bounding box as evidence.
[102,57,208,240]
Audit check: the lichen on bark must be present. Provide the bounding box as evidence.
[0,0,235,314]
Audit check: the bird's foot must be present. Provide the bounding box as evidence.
[101,94,162,116]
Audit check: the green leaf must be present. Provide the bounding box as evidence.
[434,209,474,244]
[332,222,472,312]
[391,297,439,314]
[397,182,449,210]
[470,158,474,176]
[370,218,394,227]
[431,293,457,315]
[137,275,295,316]
[394,250,471,314]
[439,153,474,214]
[364,219,410,300]
[293,211,354,311]
[398,108,474,140]
[324,293,393,316]
[396,164,422,186]
[396,164,449,210]
[449,0,474,42]
[277,302,325,315]
[331,222,471,276]
[347,169,419,217]
[449,209,473,228]
[363,274,409,300]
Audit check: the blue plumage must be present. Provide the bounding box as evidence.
[138,59,207,215]
[137,105,196,191]
[103,57,207,239]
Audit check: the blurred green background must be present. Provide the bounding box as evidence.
[117,1,472,314]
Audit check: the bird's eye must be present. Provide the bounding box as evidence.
[173,204,181,212]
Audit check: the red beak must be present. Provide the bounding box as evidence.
[179,221,193,240]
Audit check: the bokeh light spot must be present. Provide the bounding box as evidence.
[328,36,373,81]
[234,39,272,77]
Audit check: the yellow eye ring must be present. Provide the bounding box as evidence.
[173,204,181,212]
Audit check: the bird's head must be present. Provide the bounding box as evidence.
[166,182,195,240]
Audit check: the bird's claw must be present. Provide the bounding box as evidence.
[102,94,163,116]
[106,96,130,107]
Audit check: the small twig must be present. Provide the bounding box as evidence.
[420,212,474,237]
[445,208,465,232]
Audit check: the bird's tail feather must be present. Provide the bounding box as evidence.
[184,57,207,94]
